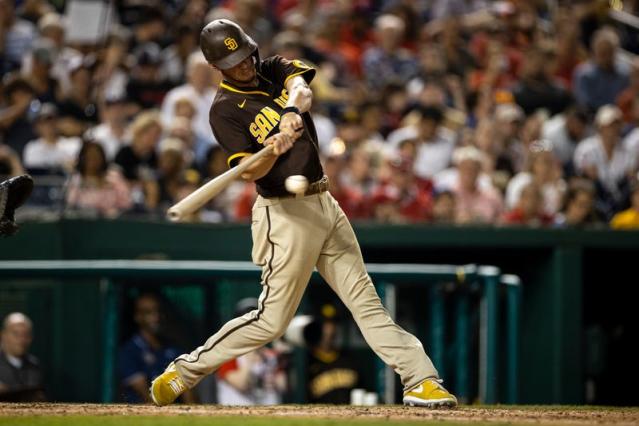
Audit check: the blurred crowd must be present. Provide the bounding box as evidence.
[2,0,639,228]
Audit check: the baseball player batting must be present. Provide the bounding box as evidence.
[150,19,457,408]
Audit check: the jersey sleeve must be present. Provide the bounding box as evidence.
[264,56,316,88]
[210,106,258,168]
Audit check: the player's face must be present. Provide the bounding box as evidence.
[222,55,257,85]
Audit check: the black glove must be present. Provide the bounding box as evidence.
[0,175,34,237]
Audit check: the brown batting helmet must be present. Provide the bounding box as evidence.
[200,19,258,70]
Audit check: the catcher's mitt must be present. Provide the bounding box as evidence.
[0,175,34,237]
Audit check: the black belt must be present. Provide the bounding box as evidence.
[274,176,329,199]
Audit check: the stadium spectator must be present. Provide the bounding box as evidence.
[431,189,456,224]
[65,140,131,218]
[160,23,200,85]
[512,46,572,116]
[157,138,189,209]
[196,145,244,222]
[161,51,219,150]
[23,38,60,105]
[0,0,37,74]
[126,43,173,110]
[542,105,590,171]
[371,155,433,223]
[0,76,37,156]
[554,179,599,228]
[114,111,161,212]
[0,312,45,402]
[114,111,160,182]
[86,94,129,161]
[362,14,419,91]
[341,148,376,197]
[216,298,286,405]
[502,182,554,227]
[388,105,456,179]
[573,27,630,112]
[22,103,81,173]
[616,58,639,123]
[323,154,369,220]
[506,140,566,216]
[610,183,639,229]
[574,105,637,219]
[447,146,503,224]
[119,293,195,404]
[56,55,98,137]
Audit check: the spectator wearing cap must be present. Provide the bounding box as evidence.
[574,104,637,219]
[0,312,45,402]
[573,28,630,112]
[85,94,129,161]
[216,298,286,405]
[0,76,37,156]
[512,46,572,116]
[370,156,433,223]
[0,0,37,74]
[502,182,554,227]
[161,51,219,153]
[446,146,503,224]
[610,183,639,229]
[23,38,60,104]
[554,179,599,228]
[22,103,81,173]
[126,42,173,110]
[542,105,590,171]
[362,14,419,91]
[493,103,524,172]
[65,139,132,218]
[56,55,98,137]
[387,105,456,180]
[506,140,566,216]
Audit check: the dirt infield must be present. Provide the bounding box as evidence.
[1,403,638,425]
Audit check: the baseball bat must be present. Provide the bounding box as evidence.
[167,145,274,222]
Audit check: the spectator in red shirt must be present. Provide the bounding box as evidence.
[370,156,433,223]
[502,182,554,226]
[323,154,370,220]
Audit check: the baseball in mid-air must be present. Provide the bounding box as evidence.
[285,175,309,195]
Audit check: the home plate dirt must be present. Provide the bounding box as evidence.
[1,403,639,425]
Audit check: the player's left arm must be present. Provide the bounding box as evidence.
[279,76,313,138]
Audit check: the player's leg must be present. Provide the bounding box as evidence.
[151,195,327,405]
[315,192,456,407]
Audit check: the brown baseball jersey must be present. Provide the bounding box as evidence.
[209,56,324,198]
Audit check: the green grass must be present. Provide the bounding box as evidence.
[0,418,506,426]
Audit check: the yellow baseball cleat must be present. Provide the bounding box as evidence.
[403,378,458,408]
[150,362,187,406]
